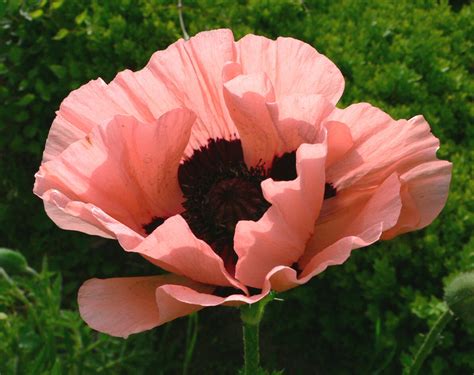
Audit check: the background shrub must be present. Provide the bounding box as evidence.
[1,0,472,373]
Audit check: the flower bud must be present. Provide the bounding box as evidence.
[444,272,474,324]
[0,248,29,275]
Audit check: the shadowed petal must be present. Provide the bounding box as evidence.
[266,94,335,154]
[324,120,353,167]
[383,160,452,238]
[223,72,279,168]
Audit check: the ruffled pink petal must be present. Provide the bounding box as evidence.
[234,143,327,288]
[382,160,452,239]
[78,275,211,338]
[135,215,247,291]
[236,34,344,104]
[326,104,441,190]
[266,94,335,154]
[223,72,279,167]
[299,173,402,267]
[35,109,195,234]
[43,30,238,163]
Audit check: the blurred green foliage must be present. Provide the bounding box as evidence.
[0,0,473,374]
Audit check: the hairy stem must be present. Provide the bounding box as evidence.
[407,308,453,375]
[240,293,274,374]
[242,318,260,374]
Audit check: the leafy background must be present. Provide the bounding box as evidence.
[0,0,473,374]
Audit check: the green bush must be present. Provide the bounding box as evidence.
[1,0,472,373]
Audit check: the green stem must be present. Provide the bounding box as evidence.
[240,293,274,375]
[242,319,260,374]
[182,313,198,375]
[407,308,453,375]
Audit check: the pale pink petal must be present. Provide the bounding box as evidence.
[234,143,327,288]
[35,109,195,234]
[223,72,279,167]
[135,215,247,291]
[222,61,242,82]
[237,34,344,104]
[383,160,452,239]
[299,173,402,267]
[44,30,238,163]
[266,94,335,153]
[326,104,441,190]
[78,275,210,338]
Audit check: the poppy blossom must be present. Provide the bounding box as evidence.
[33,29,451,338]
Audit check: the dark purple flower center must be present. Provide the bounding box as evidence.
[143,138,336,267]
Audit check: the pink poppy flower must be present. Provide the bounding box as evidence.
[33,29,452,338]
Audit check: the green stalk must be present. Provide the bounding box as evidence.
[407,309,453,375]
[240,293,274,375]
[182,313,198,375]
[242,318,261,374]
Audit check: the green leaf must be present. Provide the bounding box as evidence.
[0,248,30,275]
[50,359,62,375]
[23,124,38,138]
[75,10,88,25]
[16,93,35,107]
[29,9,44,19]
[49,64,66,79]
[52,28,69,41]
[0,63,7,75]
[51,0,64,10]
